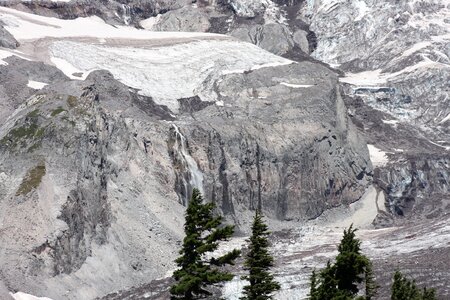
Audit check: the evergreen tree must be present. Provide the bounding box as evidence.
[309,269,318,300]
[241,210,280,300]
[334,225,368,295]
[364,261,377,300]
[391,270,437,300]
[170,189,241,300]
[309,225,376,300]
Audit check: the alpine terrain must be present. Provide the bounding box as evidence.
[0,0,448,299]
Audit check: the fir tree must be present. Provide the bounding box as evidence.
[170,189,241,300]
[309,225,376,300]
[391,270,437,300]
[241,210,280,300]
[309,269,318,300]
[364,261,377,300]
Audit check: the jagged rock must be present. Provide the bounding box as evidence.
[152,6,211,32]
[0,25,19,48]
[231,23,295,56]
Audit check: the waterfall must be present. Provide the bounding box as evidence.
[122,4,131,25]
[172,125,204,204]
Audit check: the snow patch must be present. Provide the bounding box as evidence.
[139,14,162,30]
[0,7,219,41]
[0,49,13,65]
[401,41,431,57]
[439,113,450,124]
[50,57,92,80]
[27,80,48,89]
[367,144,389,167]
[353,0,370,22]
[48,40,292,111]
[280,82,313,88]
[10,292,53,300]
[340,69,385,86]
[382,119,399,125]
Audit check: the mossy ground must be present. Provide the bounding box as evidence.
[16,164,46,196]
[51,107,67,117]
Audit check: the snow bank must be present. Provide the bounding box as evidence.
[27,80,48,89]
[10,292,53,300]
[367,144,388,167]
[0,7,219,41]
[0,49,13,65]
[49,40,293,111]
[280,82,313,88]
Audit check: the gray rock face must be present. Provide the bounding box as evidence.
[172,62,371,222]
[230,23,295,56]
[152,6,211,32]
[0,24,18,48]
[374,156,450,227]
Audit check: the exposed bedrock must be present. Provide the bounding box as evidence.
[169,62,372,223]
[374,156,450,227]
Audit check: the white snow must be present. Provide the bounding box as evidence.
[27,80,48,89]
[329,185,379,229]
[139,14,161,30]
[367,144,389,167]
[439,112,450,124]
[0,49,13,65]
[340,69,385,86]
[353,0,370,22]
[49,40,293,111]
[401,41,431,57]
[280,82,313,88]
[341,58,447,86]
[10,292,53,300]
[0,7,219,41]
[50,57,92,80]
[382,119,399,125]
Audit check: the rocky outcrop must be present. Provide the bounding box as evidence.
[170,62,371,222]
[373,156,450,227]
[0,24,19,48]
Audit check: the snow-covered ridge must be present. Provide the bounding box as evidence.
[0,6,295,112]
[10,292,53,300]
[49,40,293,111]
[0,6,219,40]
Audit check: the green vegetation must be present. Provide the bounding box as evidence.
[67,95,78,108]
[309,225,376,300]
[391,271,436,300]
[241,210,280,300]
[15,164,46,196]
[27,109,40,118]
[1,124,39,147]
[27,142,42,153]
[51,106,66,117]
[170,189,241,299]
[0,119,46,150]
